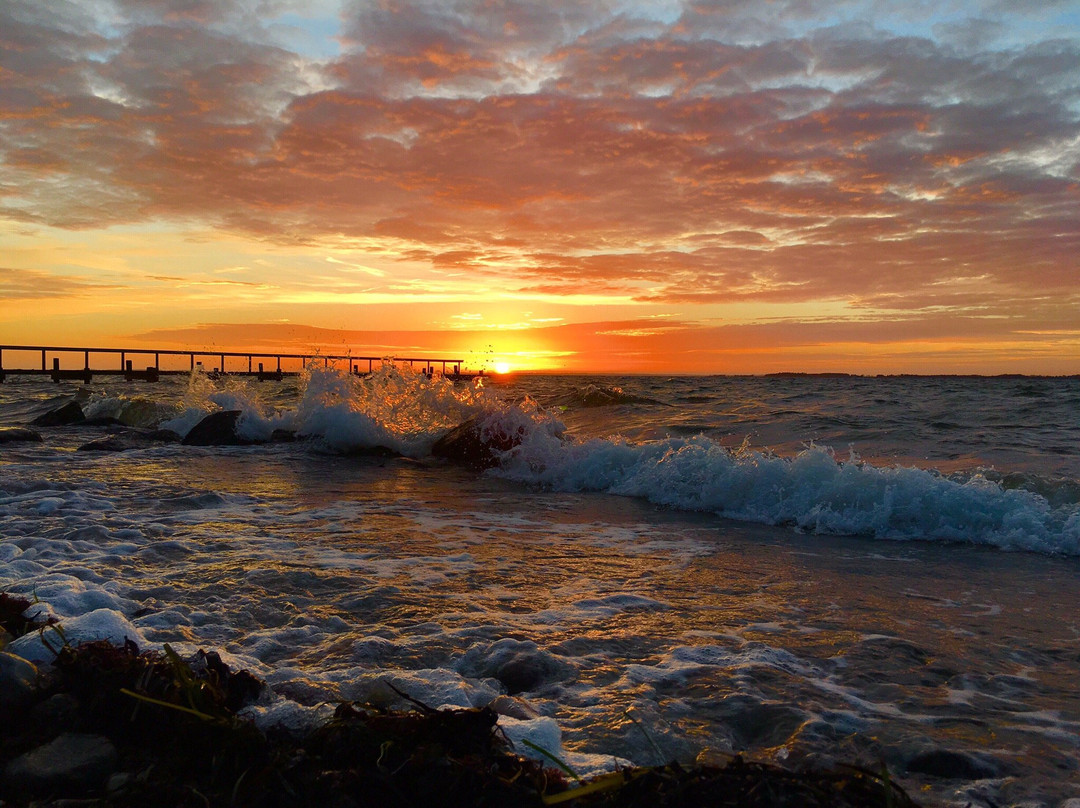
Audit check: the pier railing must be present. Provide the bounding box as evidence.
[0,345,474,383]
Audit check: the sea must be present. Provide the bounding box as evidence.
[2,366,1079,806]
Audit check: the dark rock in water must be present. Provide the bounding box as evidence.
[0,651,38,711]
[494,655,553,695]
[31,401,85,427]
[456,639,572,695]
[81,416,126,427]
[181,410,249,446]
[78,429,181,452]
[431,416,524,470]
[271,428,297,442]
[905,748,1000,779]
[715,694,808,749]
[0,427,43,444]
[4,732,117,795]
[146,428,182,442]
[78,434,145,452]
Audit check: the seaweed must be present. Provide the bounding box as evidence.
[0,592,57,642]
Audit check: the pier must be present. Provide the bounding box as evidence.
[0,345,476,383]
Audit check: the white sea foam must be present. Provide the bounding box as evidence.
[8,608,151,664]
[5,370,1080,804]
[38,365,1080,554]
[487,416,1080,554]
[498,715,630,778]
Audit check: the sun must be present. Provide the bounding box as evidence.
[494,361,511,374]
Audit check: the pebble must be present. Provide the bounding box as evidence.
[4,732,118,795]
[29,692,82,735]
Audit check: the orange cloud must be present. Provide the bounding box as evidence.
[1,0,1077,372]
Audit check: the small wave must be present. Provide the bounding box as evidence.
[83,394,182,428]
[554,384,664,408]
[977,470,1080,509]
[480,409,1080,556]
[148,364,492,455]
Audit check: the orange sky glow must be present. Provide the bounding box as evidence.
[1,0,1078,374]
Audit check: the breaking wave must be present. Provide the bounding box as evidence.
[55,365,1080,555]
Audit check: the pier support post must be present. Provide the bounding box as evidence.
[52,357,60,383]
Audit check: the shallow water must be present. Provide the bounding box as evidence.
[2,369,1079,805]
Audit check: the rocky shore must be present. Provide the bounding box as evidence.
[0,593,921,808]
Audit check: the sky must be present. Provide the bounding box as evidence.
[1,0,1078,374]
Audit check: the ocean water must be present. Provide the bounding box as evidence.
[2,367,1079,806]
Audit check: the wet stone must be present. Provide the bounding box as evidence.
[905,747,1000,779]
[181,410,248,446]
[431,416,525,470]
[0,651,38,711]
[716,694,808,749]
[0,427,43,444]
[31,401,86,427]
[77,430,179,452]
[458,639,573,695]
[4,732,118,795]
[106,771,133,794]
[29,693,82,735]
[146,428,182,442]
[81,416,126,427]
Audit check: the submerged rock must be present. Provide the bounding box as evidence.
[147,428,182,442]
[457,639,574,695]
[4,732,118,795]
[715,694,809,749]
[0,427,43,444]
[905,747,1000,779]
[181,410,249,446]
[431,416,524,470]
[31,401,85,426]
[77,429,181,452]
[82,415,126,427]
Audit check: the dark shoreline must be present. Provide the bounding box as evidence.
[1,596,920,808]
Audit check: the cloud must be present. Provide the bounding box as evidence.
[126,310,1080,374]
[1,0,1077,320]
[0,268,122,299]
